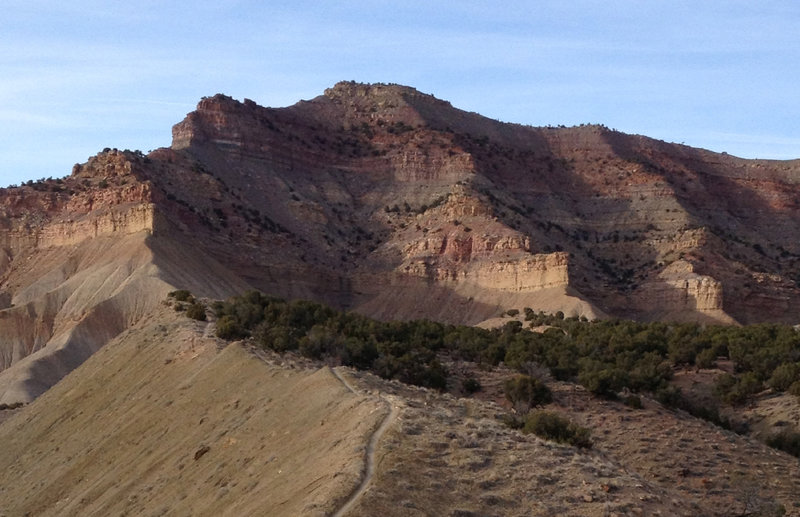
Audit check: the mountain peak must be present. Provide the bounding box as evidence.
[323,81,432,102]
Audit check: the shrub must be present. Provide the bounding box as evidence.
[216,315,246,340]
[186,302,207,321]
[768,362,800,392]
[506,309,520,317]
[577,363,628,398]
[655,385,683,407]
[504,375,552,414]
[656,385,733,430]
[766,430,800,458]
[342,337,378,370]
[789,381,800,399]
[715,372,762,406]
[462,377,482,394]
[202,289,800,406]
[501,414,524,430]
[623,394,643,409]
[168,289,193,302]
[695,347,718,369]
[523,410,592,448]
[259,325,299,353]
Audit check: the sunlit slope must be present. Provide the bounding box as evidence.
[0,308,383,517]
[0,223,251,405]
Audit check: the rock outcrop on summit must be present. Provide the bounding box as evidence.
[1,81,799,402]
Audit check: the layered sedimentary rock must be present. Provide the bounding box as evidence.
[0,151,243,403]
[630,260,729,322]
[2,81,800,401]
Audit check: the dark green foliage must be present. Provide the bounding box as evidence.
[715,372,762,406]
[504,375,552,413]
[654,385,683,407]
[201,289,800,420]
[373,345,447,390]
[766,430,800,458]
[501,414,524,430]
[655,385,733,430]
[768,362,800,392]
[523,411,592,448]
[257,324,299,352]
[623,394,643,409]
[212,291,448,390]
[694,347,718,369]
[462,377,481,394]
[789,381,800,399]
[667,323,705,365]
[577,361,629,398]
[506,309,520,317]
[186,302,207,321]
[501,315,800,409]
[216,315,246,340]
[168,289,193,302]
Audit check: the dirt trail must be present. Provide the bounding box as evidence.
[0,311,383,517]
[201,318,216,338]
[331,367,398,517]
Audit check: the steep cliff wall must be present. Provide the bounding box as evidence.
[629,260,730,323]
[401,250,569,291]
[164,86,800,324]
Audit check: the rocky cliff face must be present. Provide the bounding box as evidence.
[0,151,156,252]
[32,82,800,327]
[0,150,245,403]
[2,81,800,401]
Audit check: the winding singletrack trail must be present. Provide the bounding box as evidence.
[331,367,398,517]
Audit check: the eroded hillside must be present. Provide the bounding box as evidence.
[0,152,247,403]
[0,307,384,516]
[1,306,798,516]
[1,81,800,404]
[162,82,800,326]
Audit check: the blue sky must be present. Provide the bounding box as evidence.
[2,1,799,186]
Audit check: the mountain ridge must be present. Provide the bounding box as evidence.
[0,81,799,403]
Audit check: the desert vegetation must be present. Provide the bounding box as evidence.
[211,291,448,389]
[168,290,207,321]
[522,410,593,449]
[199,291,800,456]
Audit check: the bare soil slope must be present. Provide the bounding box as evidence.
[1,306,799,516]
[0,307,385,517]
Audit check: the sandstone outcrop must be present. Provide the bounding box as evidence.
[2,81,800,402]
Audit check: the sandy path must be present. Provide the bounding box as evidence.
[331,367,398,517]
